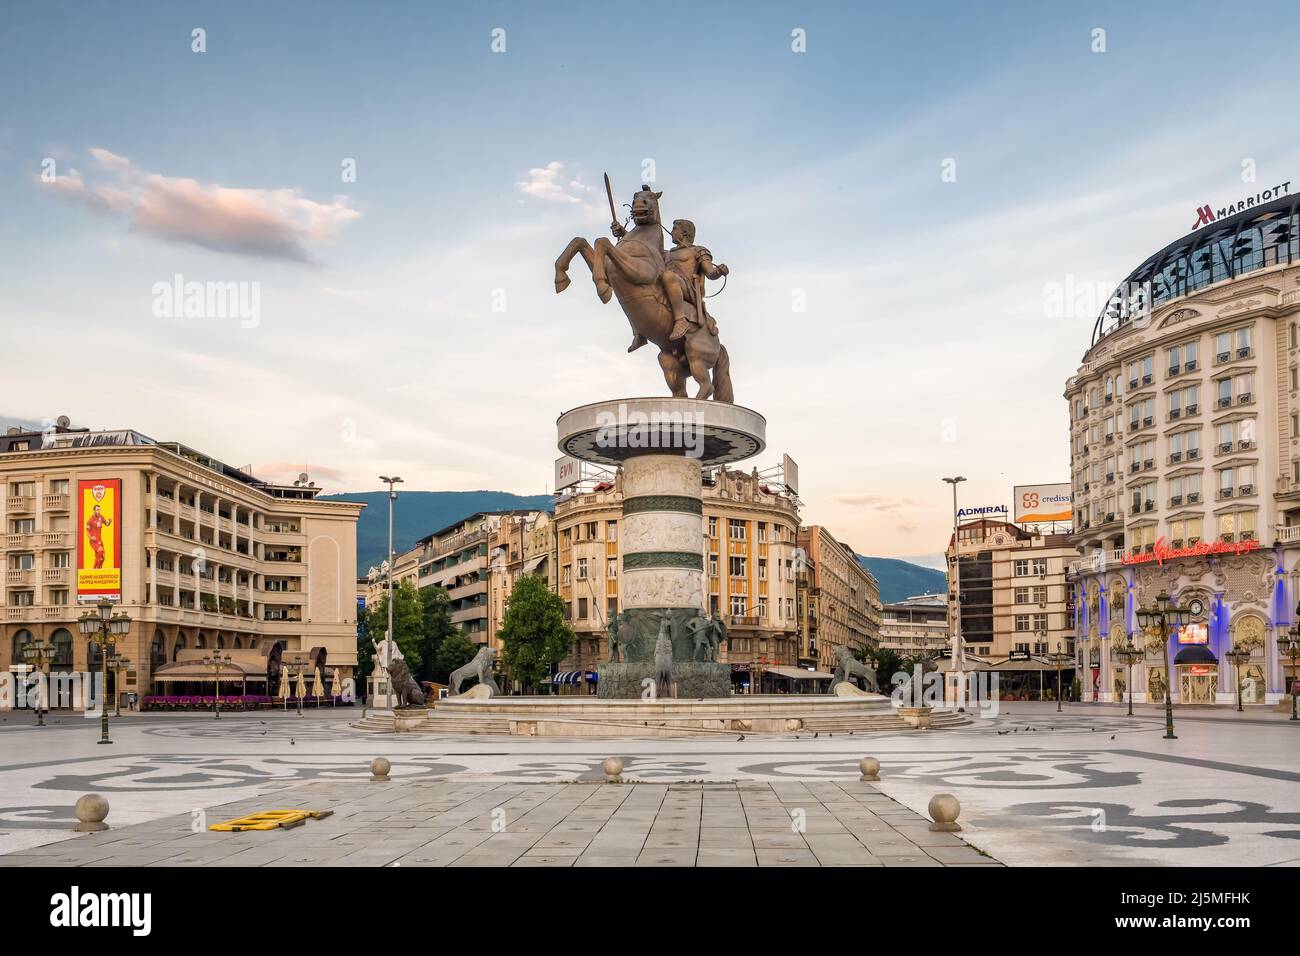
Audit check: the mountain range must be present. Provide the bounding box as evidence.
[855,556,947,604]
[328,490,947,602]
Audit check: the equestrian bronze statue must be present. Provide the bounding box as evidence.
[555,178,734,402]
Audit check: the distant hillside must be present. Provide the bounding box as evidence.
[323,491,554,571]
[855,556,947,604]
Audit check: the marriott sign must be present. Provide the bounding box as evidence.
[1192,182,1291,230]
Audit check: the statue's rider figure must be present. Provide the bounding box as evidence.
[661,219,727,342]
[612,212,728,352]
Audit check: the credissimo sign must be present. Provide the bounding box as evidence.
[1122,536,1261,567]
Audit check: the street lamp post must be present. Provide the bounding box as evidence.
[77,599,132,745]
[942,476,966,712]
[20,640,52,727]
[1280,621,1300,722]
[1135,590,1189,740]
[1224,646,1251,714]
[201,653,234,719]
[1047,641,1072,713]
[378,475,403,713]
[1112,640,1144,717]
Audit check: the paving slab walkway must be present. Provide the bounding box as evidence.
[0,779,1002,868]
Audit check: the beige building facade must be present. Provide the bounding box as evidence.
[1,423,363,704]
[552,466,805,678]
[1065,192,1300,704]
[879,593,950,657]
[796,525,882,672]
[945,519,1076,697]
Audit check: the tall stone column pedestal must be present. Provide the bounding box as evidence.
[556,398,766,699]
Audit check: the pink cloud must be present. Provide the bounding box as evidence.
[43,148,359,264]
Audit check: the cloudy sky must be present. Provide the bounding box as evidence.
[3,0,1298,566]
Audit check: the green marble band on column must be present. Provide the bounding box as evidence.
[623,494,703,516]
[622,550,704,571]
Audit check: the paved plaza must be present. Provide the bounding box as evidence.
[0,702,1296,866]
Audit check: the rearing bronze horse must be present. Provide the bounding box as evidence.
[554,185,734,402]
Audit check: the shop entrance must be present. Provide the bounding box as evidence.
[1179,665,1218,704]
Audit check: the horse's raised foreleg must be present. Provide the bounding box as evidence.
[555,237,594,294]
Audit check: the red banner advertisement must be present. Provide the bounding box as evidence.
[1121,536,1260,567]
[76,478,122,602]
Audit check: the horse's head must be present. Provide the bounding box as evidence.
[631,185,662,226]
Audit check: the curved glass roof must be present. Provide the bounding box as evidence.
[1091,192,1299,346]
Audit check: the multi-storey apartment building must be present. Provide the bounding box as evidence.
[879,593,950,657]
[945,519,1076,697]
[796,525,881,673]
[552,466,804,681]
[0,421,363,704]
[1065,189,1300,705]
[413,510,545,649]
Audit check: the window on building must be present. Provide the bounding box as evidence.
[708,553,719,577]
[607,520,618,541]
[607,558,617,579]
[728,519,746,541]
[577,558,588,580]
[577,597,588,619]
[1014,614,1030,631]
[729,555,746,577]
[730,596,747,616]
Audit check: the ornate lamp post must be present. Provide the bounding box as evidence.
[201,653,234,719]
[1135,590,1188,740]
[1280,622,1300,722]
[1047,641,1072,713]
[1224,645,1251,713]
[20,639,52,727]
[1112,640,1144,717]
[109,654,132,717]
[77,599,132,745]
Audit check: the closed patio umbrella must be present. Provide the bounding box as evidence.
[277,667,289,700]
[295,670,306,701]
[312,666,324,705]
[332,667,342,704]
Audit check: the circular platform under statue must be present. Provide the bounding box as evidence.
[558,397,765,700]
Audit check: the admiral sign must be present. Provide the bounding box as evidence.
[1191,181,1291,230]
[957,504,1008,520]
[1122,536,1260,567]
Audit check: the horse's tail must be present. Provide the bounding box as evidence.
[712,344,734,403]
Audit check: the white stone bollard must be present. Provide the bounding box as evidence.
[602,756,624,783]
[928,793,962,832]
[74,793,110,832]
[370,757,392,783]
[859,757,881,782]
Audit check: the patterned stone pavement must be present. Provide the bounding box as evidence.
[1,703,1296,865]
[0,779,999,868]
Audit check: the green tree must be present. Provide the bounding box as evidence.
[416,585,456,684]
[498,574,573,691]
[873,648,904,690]
[432,633,478,685]
[363,578,425,672]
